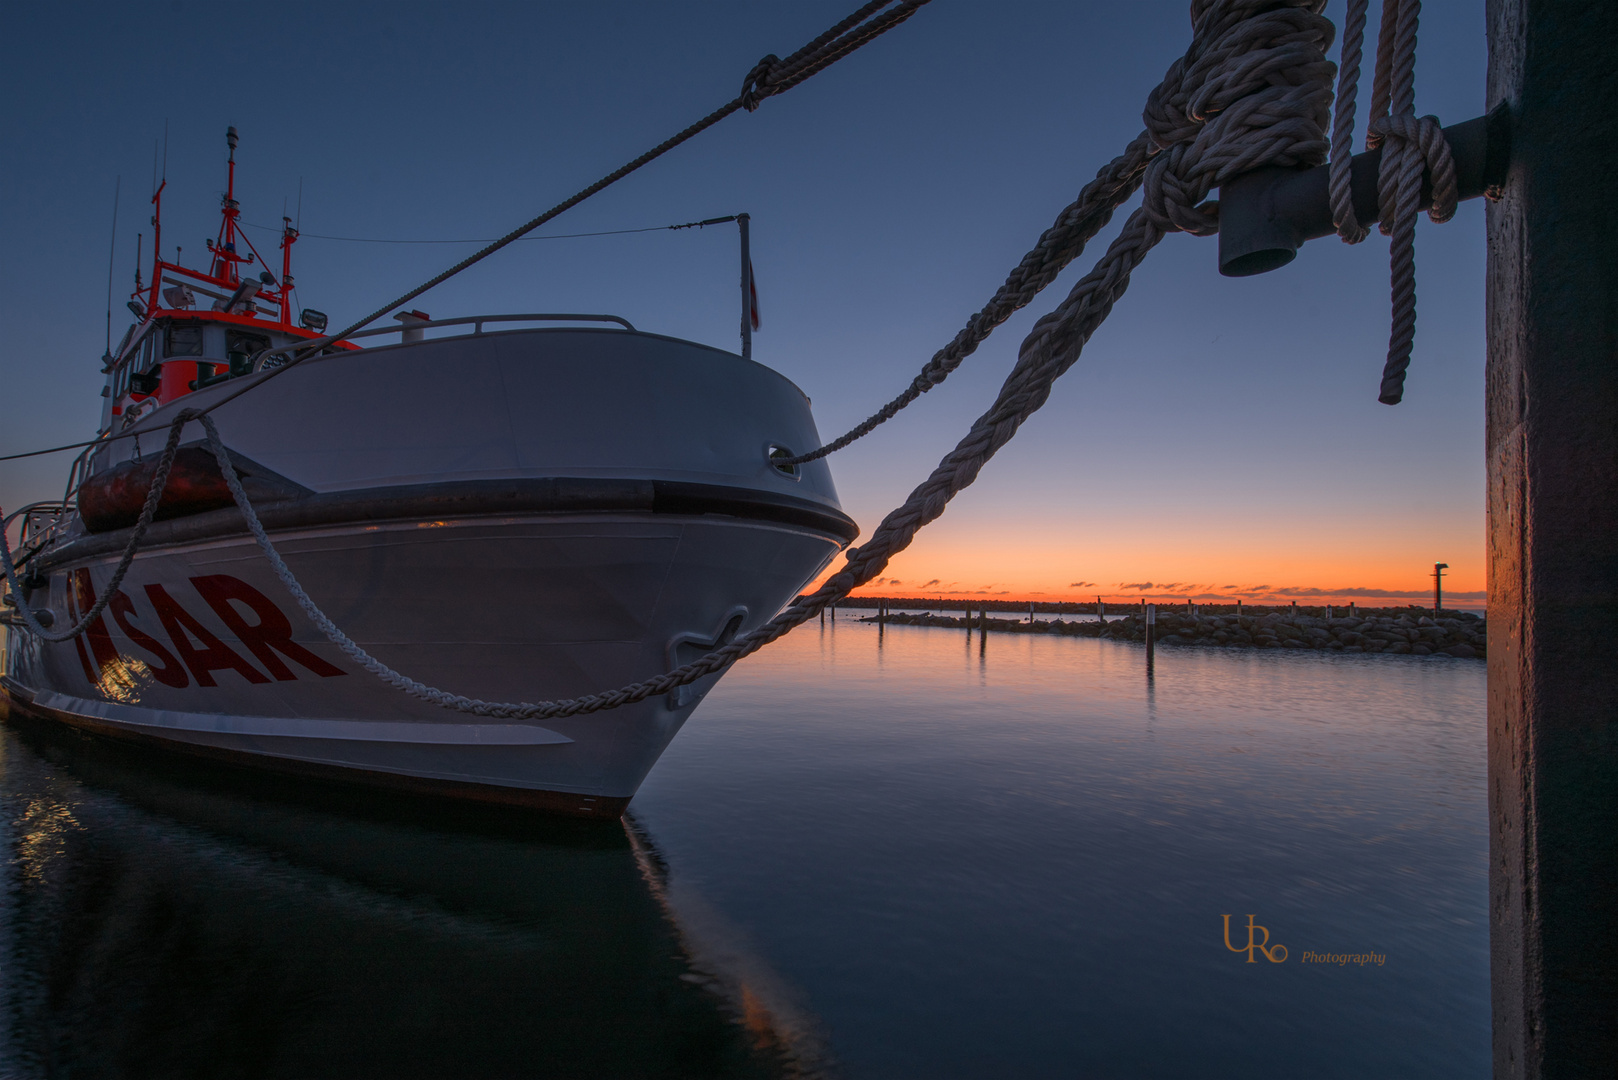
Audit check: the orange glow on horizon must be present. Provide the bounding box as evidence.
[811,524,1484,607]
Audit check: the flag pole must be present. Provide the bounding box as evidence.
[738,212,752,362]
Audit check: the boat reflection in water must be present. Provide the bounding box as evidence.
[0,715,822,1079]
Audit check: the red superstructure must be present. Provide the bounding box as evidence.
[102,128,349,432]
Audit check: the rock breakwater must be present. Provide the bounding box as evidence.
[860,609,1487,659]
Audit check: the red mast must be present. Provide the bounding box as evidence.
[136,126,305,330]
[208,126,251,287]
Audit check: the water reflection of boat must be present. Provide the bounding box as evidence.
[0,717,826,1078]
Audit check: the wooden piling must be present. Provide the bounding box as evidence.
[1487,2,1618,1070]
[1145,603,1156,670]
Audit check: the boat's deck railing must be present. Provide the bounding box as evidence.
[2,501,70,572]
[37,315,644,544]
[252,312,637,372]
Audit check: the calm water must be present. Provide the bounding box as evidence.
[1,620,1488,1078]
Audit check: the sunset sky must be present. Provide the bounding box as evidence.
[0,1,1488,608]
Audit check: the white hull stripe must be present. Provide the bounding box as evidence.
[32,691,573,746]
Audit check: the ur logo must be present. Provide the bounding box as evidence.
[1222,914,1288,963]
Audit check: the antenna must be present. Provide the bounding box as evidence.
[105,175,120,357]
[296,177,303,230]
[151,139,158,197]
[161,119,168,183]
[134,232,143,292]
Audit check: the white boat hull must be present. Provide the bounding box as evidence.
[4,328,853,816]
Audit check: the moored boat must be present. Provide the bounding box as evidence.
[1,129,855,817]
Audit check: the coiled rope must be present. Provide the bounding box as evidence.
[1326,0,1456,404]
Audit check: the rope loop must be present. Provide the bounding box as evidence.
[0,409,196,642]
[739,54,783,111]
[5,1,1446,721]
[1139,0,1334,236]
[1370,112,1458,230]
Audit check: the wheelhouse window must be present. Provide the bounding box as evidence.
[166,321,204,357]
[115,328,158,399]
[226,329,270,359]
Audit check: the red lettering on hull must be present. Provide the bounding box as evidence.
[191,575,344,680]
[144,583,271,687]
[109,589,190,688]
[68,569,123,684]
[57,571,344,691]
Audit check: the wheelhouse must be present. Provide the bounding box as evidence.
[100,127,350,434]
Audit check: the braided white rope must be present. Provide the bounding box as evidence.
[10,2,1345,722]
[1327,0,1372,242]
[181,0,1340,720]
[1,414,191,642]
[1325,0,1458,403]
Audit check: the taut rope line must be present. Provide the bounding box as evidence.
[7,2,1461,722]
[0,416,189,642]
[1,0,1339,719]
[0,0,930,465]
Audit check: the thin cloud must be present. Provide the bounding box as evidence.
[1276,585,1486,600]
[1120,582,1154,591]
[920,579,940,589]
[1068,581,1095,588]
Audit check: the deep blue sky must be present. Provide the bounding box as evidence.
[0,1,1488,602]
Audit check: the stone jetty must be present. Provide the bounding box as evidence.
[857,607,1487,658]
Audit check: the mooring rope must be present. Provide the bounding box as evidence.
[0,415,189,642]
[777,134,1158,467]
[786,0,1341,465]
[52,0,1336,721]
[1326,0,1456,404]
[5,1,1457,723]
[0,1,930,466]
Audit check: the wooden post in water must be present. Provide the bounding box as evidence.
[1145,603,1156,671]
[1487,3,1618,1072]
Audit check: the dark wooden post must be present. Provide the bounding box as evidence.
[1487,2,1618,1075]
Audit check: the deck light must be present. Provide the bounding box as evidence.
[299,308,328,332]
